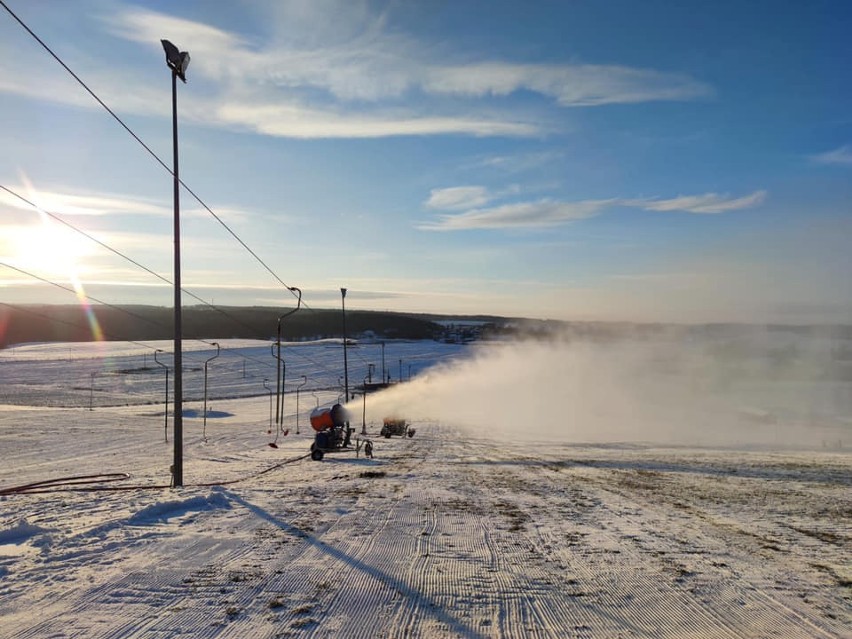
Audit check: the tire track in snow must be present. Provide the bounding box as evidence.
[522,459,847,639]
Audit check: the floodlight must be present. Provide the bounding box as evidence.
[161,39,190,82]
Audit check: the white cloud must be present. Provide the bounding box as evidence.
[0,186,172,218]
[474,151,565,173]
[810,145,852,166]
[419,198,613,231]
[423,62,712,107]
[634,190,766,214]
[419,189,766,231]
[426,186,492,211]
[94,4,711,139]
[214,102,538,138]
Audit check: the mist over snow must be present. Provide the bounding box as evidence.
[360,328,850,449]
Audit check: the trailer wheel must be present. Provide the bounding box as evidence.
[311,448,324,461]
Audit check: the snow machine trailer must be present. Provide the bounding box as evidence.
[309,403,372,461]
[381,417,415,439]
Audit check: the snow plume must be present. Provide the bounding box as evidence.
[361,328,850,449]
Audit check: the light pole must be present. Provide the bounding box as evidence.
[202,342,219,440]
[276,287,302,430]
[154,349,169,443]
[341,287,349,402]
[161,39,189,487]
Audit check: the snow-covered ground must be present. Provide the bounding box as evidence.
[1,336,850,638]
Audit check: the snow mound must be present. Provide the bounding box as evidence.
[127,492,231,526]
[0,519,52,545]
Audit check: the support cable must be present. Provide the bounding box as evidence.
[0,0,305,308]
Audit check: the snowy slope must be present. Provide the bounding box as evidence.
[1,338,850,638]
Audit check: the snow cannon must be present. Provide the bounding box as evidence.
[309,403,349,432]
[381,417,414,438]
[308,403,369,461]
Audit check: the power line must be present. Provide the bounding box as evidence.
[0,262,282,373]
[0,182,295,345]
[0,3,349,380]
[0,0,305,308]
[0,262,167,329]
[1,255,342,379]
[0,301,160,353]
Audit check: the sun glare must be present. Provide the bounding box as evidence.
[7,220,91,278]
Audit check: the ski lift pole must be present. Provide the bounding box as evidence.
[202,342,220,440]
[296,375,307,434]
[154,349,169,443]
[89,371,96,411]
[263,378,273,433]
[362,374,369,435]
[275,287,302,430]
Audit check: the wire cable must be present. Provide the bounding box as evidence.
[0,0,305,308]
[0,263,281,374]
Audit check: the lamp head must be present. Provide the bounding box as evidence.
[161,39,190,82]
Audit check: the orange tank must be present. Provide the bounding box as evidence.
[310,404,349,432]
[310,407,334,432]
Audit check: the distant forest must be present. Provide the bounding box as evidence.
[0,304,454,347]
[2,304,849,348]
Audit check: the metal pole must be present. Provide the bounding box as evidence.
[362,375,369,435]
[271,343,281,426]
[381,341,386,383]
[296,375,307,434]
[341,288,349,402]
[263,378,273,433]
[399,359,402,383]
[170,68,184,487]
[202,343,220,438]
[276,329,282,427]
[155,350,169,443]
[275,288,302,428]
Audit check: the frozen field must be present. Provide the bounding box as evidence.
[1,337,850,638]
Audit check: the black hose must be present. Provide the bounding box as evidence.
[0,453,311,496]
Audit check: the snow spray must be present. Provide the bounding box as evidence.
[357,327,850,449]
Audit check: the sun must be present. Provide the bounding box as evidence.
[6,217,92,279]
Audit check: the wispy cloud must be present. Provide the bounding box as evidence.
[419,198,613,231]
[473,151,565,174]
[214,103,537,138]
[0,185,172,218]
[420,188,766,230]
[426,186,493,211]
[810,145,852,167]
[90,3,711,139]
[422,62,712,107]
[631,190,767,214]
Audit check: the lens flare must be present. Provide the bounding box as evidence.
[16,175,104,342]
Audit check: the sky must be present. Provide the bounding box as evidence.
[0,0,850,324]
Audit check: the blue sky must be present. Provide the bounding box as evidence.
[0,0,850,323]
